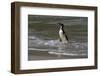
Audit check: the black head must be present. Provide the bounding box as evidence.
[58,23,64,28]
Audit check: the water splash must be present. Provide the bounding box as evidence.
[28,35,88,57]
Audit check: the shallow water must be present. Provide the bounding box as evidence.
[28,32,88,58]
[28,15,88,60]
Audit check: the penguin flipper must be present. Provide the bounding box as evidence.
[66,35,68,41]
[65,33,68,41]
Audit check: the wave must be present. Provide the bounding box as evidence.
[28,35,88,57]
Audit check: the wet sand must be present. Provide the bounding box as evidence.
[28,50,87,61]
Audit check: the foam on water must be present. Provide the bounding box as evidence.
[28,35,88,57]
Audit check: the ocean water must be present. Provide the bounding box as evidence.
[28,15,88,60]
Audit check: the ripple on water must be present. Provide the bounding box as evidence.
[28,36,88,57]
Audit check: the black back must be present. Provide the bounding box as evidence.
[58,23,69,41]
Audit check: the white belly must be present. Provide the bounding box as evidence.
[59,29,68,43]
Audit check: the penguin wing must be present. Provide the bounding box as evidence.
[63,32,68,41]
[65,34,69,41]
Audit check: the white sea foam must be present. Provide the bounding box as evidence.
[28,35,88,57]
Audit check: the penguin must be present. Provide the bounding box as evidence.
[58,23,68,43]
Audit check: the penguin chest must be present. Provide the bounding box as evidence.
[59,29,66,41]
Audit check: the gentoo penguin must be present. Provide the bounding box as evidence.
[58,23,68,43]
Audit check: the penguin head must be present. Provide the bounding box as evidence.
[58,23,64,28]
